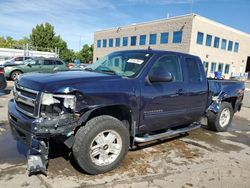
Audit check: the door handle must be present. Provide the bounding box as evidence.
[176,89,185,95]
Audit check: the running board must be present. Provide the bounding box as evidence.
[134,123,201,143]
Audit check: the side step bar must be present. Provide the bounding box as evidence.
[134,123,201,143]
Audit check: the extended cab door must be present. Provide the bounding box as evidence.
[183,56,208,123]
[139,54,188,132]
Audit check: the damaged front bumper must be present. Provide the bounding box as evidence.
[8,99,78,175]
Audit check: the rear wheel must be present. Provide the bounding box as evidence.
[73,115,130,175]
[10,70,22,81]
[207,102,233,132]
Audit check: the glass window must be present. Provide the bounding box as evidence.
[228,40,233,51]
[44,60,54,65]
[115,38,120,47]
[130,36,137,46]
[103,39,107,48]
[206,35,212,46]
[109,38,113,47]
[160,32,169,44]
[218,63,224,72]
[224,64,230,74]
[97,40,101,48]
[122,37,128,46]
[196,32,204,45]
[186,58,201,82]
[210,62,216,73]
[203,61,209,73]
[234,42,239,52]
[139,35,146,45]
[173,31,182,43]
[221,39,227,50]
[214,37,220,48]
[149,34,157,45]
[150,55,182,82]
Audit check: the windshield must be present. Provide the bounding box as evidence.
[86,51,153,77]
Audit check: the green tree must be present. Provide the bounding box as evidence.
[77,44,93,63]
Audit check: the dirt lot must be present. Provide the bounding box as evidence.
[0,81,250,188]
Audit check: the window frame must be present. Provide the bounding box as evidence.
[130,36,137,46]
[103,39,107,48]
[160,32,169,44]
[149,33,157,45]
[115,38,120,47]
[173,31,183,43]
[224,64,230,74]
[221,39,227,50]
[97,40,101,48]
[210,62,217,73]
[205,34,212,46]
[213,37,220,48]
[234,42,239,52]
[196,32,204,45]
[228,40,233,51]
[139,35,146,45]
[122,37,128,46]
[185,57,202,82]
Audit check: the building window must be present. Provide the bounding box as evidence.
[139,35,146,45]
[224,64,230,74]
[210,62,216,73]
[173,31,182,43]
[228,40,233,51]
[205,35,212,46]
[109,38,113,47]
[103,39,107,48]
[130,36,137,46]
[97,40,101,48]
[149,34,157,45]
[115,38,120,47]
[123,37,128,46]
[218,63,224,72]
[213,37,220,48]
[221,39,227,50]
[234,42,239,52]
[196,32,204,45]
[160,32,169,44]
[203,61,209,73]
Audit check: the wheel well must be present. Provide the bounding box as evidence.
[222,97,237,111]
[87,105,132,130]
[10,69,23,76]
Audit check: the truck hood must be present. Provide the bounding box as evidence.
[17,71,122,93]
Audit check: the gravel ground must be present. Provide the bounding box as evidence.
[0,81,250,188]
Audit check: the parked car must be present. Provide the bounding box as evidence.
[4,57,69,80]
[0,56,31,66]
[0,66,7,90]
[8,50,244,175]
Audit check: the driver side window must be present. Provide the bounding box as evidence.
[150,55,182,82]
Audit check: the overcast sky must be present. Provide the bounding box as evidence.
[0,0,249,51]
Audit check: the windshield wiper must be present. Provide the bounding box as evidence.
[99,69,117,75]
[84,67,93,71]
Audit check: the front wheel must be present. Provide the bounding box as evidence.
[207,102,234,132]
[10,70,22,81]
[73,115,130,175]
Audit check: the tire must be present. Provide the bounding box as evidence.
[10,70,22,81]
[73,115,130,175]
[207,102,234,132]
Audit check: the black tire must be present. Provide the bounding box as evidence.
[207,102,234,132]
[73,115,130,175]
[10,70,22,81]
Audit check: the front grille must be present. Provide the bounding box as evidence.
[13,83,39,117]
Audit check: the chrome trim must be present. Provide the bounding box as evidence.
[16,83,39,94]
[15,101,36,118]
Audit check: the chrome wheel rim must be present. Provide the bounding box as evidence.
[219,108,230,127]
[89,130,122,166]
[12,72,20,80]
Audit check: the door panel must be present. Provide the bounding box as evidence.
[139,55,187,132]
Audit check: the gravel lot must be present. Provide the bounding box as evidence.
[0,81,250,188]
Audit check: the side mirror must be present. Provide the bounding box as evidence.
[149,71,173,83]
[27,63,32,67]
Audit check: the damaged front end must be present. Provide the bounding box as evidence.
[9,84,81,175]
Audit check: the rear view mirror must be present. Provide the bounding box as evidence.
[149,71,172,83]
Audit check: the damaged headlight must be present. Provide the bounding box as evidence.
[41,93,76,110]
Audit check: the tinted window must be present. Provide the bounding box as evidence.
[97,40,101,48]
[109,38,113,47]
[211,62,216,73]
[130,36,137,46]
[29,60,40,65]
[149,34,157,45]
[55,60,63,65]
[221,39,227,50]
[173,31,182,43]
[115,38,120,47]
[25,57,31,60]
[151,55,182,82]
[103,39,107,48]
[44,60,54,65]
[234,42,239,52]
[224,64,230,74]
[186,58,201,82]
[206,35,212,46]
[123,37,128,46]
[15,57,23,61]
[196,32,204,45]
[214,37,220,48]
[218,63,223,72]
[228,40,233,51]
[139,35,146,45]
[160,32,169,44]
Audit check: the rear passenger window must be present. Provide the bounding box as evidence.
[55,60,63,65]
[151,55,182,82]
[44,60,54,65]
[186,58,201,82]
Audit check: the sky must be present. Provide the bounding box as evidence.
[0,0,249,51]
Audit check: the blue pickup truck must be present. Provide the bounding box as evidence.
[8,50,244,175]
